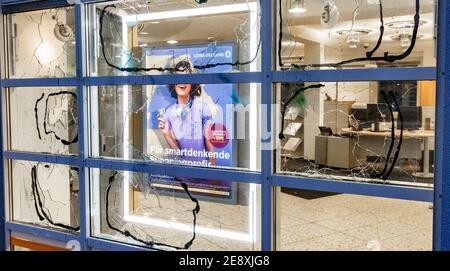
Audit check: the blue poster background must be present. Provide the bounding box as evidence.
[146,43,236,168]
[145,43,237,201]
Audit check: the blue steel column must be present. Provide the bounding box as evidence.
[433,0,450,251]
[0,3,6,251]
[75,3,88,251]
[261,0,273,251]
[0,88,4,252]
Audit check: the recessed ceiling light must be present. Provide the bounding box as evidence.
[289,0,306,14]
[207,37,215,41]
[386,20,427,29]
[281,40,304,47]
[167,40,178,44]
[336,29,372,36]
[151,21,160,24]
[139,31,149,35]
[139,43,149,47]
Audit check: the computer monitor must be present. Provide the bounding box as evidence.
[319,126,333,136]
[351,108,370,129]
[367,103,392,123]
[399,106,422,130]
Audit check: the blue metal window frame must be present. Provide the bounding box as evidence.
[0,0,447,251]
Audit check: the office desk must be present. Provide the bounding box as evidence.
[341,128,435,178]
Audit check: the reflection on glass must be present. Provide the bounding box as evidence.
[10,160,80,233]
[277,0,436,70]
[6,7,76,78]
[86,0,261,76]
[8,87,78,155]
[90,169,260,251]
[89,83,260,171]
[276,188,432,251]
[276,81,436,187]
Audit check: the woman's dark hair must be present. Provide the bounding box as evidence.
[169,61,202,99]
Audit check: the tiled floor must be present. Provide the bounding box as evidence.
[277,191,433,251]
[100,184,433,251]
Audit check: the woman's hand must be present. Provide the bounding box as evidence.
[209,157,217,166]
[158,118,170,135]
[204,124,217,166]
[159,117,180,150]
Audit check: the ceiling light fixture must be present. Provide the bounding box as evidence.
[347,34,360,49]
[391,34,424,49]
[167,40,178,44]
[123,3,255,22]
[337,29,372,49]
[281,40,304,47]
[289,0,306,14]
[387,20,426,49]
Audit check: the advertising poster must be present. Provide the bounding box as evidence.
[145,43,236,202]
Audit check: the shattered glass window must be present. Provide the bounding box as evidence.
[277,0,436,70]
[86,0,261,76]
[276,188,432,251]
[9,160,80,234]
[90,169,260,250]
[5,7,76,78]
[276,81,436,187]
[7,87,78,155]
[89,83,260,171]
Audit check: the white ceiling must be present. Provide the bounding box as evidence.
[281,0,436,62]
[104,0,436,63]
[284,0,435,22]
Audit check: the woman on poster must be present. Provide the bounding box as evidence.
[158,60,217,166]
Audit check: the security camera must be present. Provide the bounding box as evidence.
[54,22,73,42]
[321,0,340,29]
[363,43,370,50]
[52,15,73,42]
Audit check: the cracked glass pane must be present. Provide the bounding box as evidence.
[276,81,436,188]
[7,87,78,155]
[10,160,80,234]
[276,188,432,251]
[86,0,261,76]
[6,7,76,78]
[277,0,436,70]
[90,169,260,250]
[89,83,260,171]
